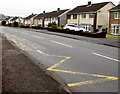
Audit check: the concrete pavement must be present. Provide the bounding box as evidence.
[1,34,68,93]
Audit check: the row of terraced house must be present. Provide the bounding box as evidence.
[5,1,120,35]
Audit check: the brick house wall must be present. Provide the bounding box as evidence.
[109,11,120,34]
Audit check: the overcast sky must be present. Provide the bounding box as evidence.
[0,0,119,17]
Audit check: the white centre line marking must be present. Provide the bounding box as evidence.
[32,35,44,39]
[22,32,29,35]
[92,52,120,62]
[50,40,73,48]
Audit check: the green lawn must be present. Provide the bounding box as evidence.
[106,34,120,38]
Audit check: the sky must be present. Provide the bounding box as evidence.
[0,0,119,17]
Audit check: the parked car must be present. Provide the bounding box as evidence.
[63,24,86,32]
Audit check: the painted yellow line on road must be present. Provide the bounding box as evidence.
[5,33,118,87]
[37,49,118,87]
[67,78,112,87]
[47,68,118,80]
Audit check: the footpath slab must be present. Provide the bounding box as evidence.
[1,35,68,93]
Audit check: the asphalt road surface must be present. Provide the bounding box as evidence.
[0,26,118,92]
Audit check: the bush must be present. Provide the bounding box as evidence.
[1,20,6,26]
[32,26,43,29]
[94,29,99,32]
[47,28,107,38]
[20,25,30,28]
[48,22,57,29]
[7,23,12,26]
[13,21,19,27]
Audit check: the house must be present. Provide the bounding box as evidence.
[6,17,13,24]
[33,12,45,27]
[15,17,24,24]
[24,13,38,27]
[67,1,115,32]
[34,8,70,27]
[10,17,19,23]
[109,4,120,35]
[3,17,11,25]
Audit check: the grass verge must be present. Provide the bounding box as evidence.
[106,34,120,38]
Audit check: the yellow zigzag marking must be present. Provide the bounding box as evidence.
[37,50,118,87]
[5,33,118,87]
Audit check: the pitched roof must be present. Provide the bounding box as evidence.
[25,14,36,19]
[34,13,44,19]
[34,9,69,19]
[109,4,120,11]
[68,2,110,14]
[10,17,19,21]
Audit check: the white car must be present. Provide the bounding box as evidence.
[63,24,86,32]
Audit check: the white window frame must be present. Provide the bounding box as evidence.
[81,24,91,31]
[114,12,120,19]
[89,14,94,18]
[81,14,86,19]
[111,24,120,35]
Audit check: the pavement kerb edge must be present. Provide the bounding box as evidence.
[26,28,119,48]
[2,34,73,93]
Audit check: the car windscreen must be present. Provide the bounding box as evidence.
[68,25,80,28]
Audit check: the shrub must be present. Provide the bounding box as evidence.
[1,20,6,26]
[13,21,19,27]
[47,28,107,38]
[8,23,12,26]
[19,24,30,28]
[48,22,57,28]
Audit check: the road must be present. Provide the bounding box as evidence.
[0,26,118,92]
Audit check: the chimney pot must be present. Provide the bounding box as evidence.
[57,8,60,11]
[43,11,45,13]
[88,1,91,5]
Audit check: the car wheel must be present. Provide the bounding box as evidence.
[80,30,83,32]
[66,28,70,30]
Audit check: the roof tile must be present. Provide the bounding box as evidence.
[68,2,110,14]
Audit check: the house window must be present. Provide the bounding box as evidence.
[73,14,77,19]
[81,14,86,18]
[114,12,120,19]
[111,25,120,35]
[81,24,91,31]
[45,18,48,21]
[52,18,54,20]
[89,14,94,18]
[67,15,71,19]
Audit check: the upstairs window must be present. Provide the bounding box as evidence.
[81,14,86,18]
[89,14,94,18]
[67,15,71,19]
[114,12,120,19]
[73,14,77,19]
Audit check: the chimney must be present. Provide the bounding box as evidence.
[118,1,120,5]
[88,1,91,5]
[43,11,45,13]
[57,8,60,11]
